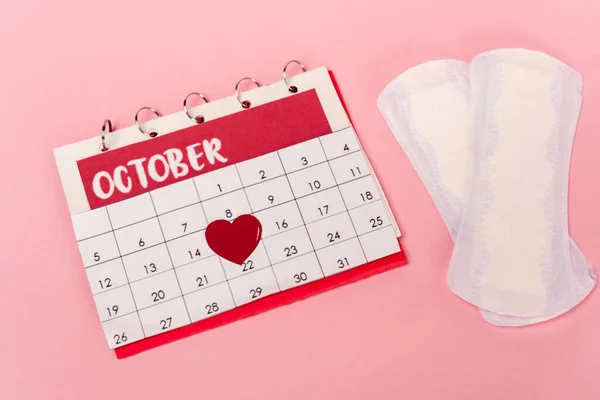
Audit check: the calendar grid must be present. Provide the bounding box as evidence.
[104,208,147,339]
[257,224,393,269]
[75,126,402,349]
[80,181,384,254]
[317,137,368,262]
[191,178,239,307]
[234,164,283,293]
[71,164,377,250]
[148,192,193,324]
[274,150,327,279]
[193,149,362,203]
[85,212,394,297]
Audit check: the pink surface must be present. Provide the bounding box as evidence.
[1,0,600,399]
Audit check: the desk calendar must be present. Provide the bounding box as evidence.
[54,66,407,357]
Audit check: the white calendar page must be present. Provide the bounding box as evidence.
[54,67,406,357]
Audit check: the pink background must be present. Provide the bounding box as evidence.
[2,0,600,399]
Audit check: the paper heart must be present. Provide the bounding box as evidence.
[205,214,262,265]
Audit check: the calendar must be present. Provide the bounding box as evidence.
[54,66,407,357]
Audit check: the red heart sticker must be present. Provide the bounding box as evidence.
[205,214,262,265]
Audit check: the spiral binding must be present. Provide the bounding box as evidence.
[99,59,307,153]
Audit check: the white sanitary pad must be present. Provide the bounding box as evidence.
[378,50,596,325]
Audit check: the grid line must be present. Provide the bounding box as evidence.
[234,164,282,294]
[191,178,239,308]
[274,150,326,279]
[78,171,373,246]
[147,191,193,325]
[103,206,147,341]
[317,137,369,263]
